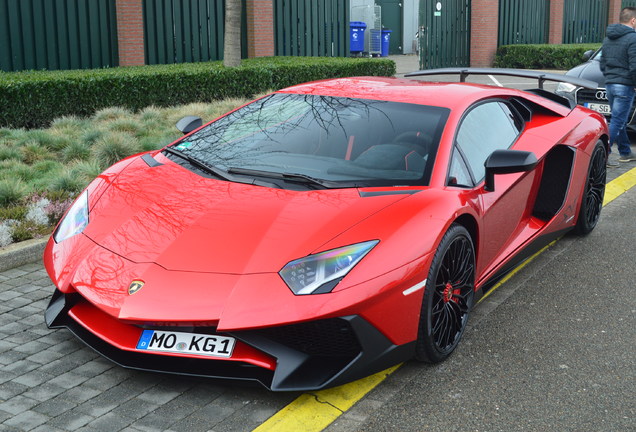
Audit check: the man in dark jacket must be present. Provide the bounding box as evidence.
[600,7,636,163]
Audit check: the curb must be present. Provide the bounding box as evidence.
[0,237,47,272]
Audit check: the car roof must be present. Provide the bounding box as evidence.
[277,76,513,108]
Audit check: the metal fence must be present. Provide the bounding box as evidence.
[562,0,609,43]
[418,0,470,69]
[274,0,350,57]
[143,0,228,65]
[498,0,549,45]
[0,0,118,72]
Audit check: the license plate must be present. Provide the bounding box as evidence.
[136,330,235,358]
[585,102,611,114]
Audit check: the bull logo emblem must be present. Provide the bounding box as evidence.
[128,280,145,295]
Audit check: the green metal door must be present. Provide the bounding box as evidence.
[418,0,470,69]
[498,0,549,45]
[377,0,403,54]
[274,0,350,57]
[0,0,118,72]
[144,0,225,64]
[562,0,609,43]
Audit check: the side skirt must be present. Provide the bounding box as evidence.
[475,226,572,300]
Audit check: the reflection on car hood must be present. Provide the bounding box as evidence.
[83,155,408,273]
[566,61,605,87]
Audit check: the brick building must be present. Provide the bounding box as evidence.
[471,0,624,66]
[0,0,630,72]
[113,0,626,68]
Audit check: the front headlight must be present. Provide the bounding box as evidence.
[555,82,577,100]
[279,240,379,295]
[53,191,89,243]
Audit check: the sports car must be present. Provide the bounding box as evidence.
[44,68,608,391]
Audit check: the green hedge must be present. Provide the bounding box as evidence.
[0,57,395,129]
[494,44,601,70]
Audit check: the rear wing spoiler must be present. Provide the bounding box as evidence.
[405,68,598,90]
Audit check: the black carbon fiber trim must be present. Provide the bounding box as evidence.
[45,292,415,391]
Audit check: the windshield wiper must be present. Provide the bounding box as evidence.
[163,147,233,181]
[227,167,329,189]
[281,172,329,187]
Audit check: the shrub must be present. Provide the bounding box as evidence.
[0,128,16,139]
[10,220,51,242]
[25,197,50,225]
[0,57,395,129]
[62,141,92,162]
[32,160,63,175]
[44,195,74,224]
[30,161,64,191]
[50,116,87,134]
[81,129,104,145]
[108,119,142,134]
[94,107,133,123]
[70,160,102,182]
[21,142,53,164]
[18,129,72,151]
[494,43,601,70]
[46,169,86,194]
[92,132,141,169]
[0,161,36,183]
[0,145,22,161]
[0,178,28,206]
[139,135,174,152]
[139,106,164,123]
[0,204,27,221]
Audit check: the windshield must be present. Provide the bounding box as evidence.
[167,93,449,188]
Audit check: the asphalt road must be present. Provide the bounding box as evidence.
[324,184,636,432]
[1,58,634,431]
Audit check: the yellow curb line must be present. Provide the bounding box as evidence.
[603,165,636,205]
[253,365,400,432]
[254,166,636,432]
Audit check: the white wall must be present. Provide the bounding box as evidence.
[402,0,419,54]
[350,0,419,55]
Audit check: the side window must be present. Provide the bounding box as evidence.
[448,148,474,187]
[455,101,521,183]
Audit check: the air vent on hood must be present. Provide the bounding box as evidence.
[141,153,163,167]
[359,190,420,198]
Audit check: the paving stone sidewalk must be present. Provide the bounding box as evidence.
[0,263,295,432]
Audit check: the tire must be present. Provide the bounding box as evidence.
[574,140,606,235]
[416,224,475,363]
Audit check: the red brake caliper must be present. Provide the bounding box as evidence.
[442,282,461,303]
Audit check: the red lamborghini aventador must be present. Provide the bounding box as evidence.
[44,69,608,391]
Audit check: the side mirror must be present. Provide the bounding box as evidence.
[176,116,202,134]
[582,49,595,62]
[484,149,538,192]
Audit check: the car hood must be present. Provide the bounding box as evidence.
[83,154,409,274]
[566,60,605,86]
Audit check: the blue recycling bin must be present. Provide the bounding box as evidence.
[350,22,367,53]
[381,29,392,57]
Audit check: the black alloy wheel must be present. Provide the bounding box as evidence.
[416,224,475,363]
[574,140,606,235]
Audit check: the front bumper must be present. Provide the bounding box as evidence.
[575,87,636,126]
[46,289,415,391]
